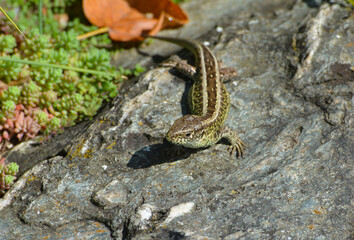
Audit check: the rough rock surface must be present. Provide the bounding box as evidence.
[0,0,353,239]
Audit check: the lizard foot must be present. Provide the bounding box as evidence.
[228,139,247,158]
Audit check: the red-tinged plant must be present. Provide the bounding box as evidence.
[0,104,53,152]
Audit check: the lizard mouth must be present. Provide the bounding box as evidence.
[166,129,184,145]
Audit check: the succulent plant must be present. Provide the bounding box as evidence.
[0,1,145,154]
[0,104,41,143]
[39,90,58,108]
[0,86,21,103]
[0,55,23,83]
[19,81,41,107]
[0,34,17,54]
[78,48,114,73]
[0,157,19,197]
[20,30,52,60]
[0,100,16,121]
[54,30,80,52]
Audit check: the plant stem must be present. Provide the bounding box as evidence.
[0,56,118,77]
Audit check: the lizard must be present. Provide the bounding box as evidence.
[146,35,246,157]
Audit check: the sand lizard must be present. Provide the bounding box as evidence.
[147,35,246,157]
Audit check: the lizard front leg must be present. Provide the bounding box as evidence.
[220,126,246,157]
[161,59,198,80]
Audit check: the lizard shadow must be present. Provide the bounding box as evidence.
[127,139,199,169]
[168,67,194,115]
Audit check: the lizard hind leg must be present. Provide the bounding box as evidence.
[218,60,238,82]
[219,67,238,83]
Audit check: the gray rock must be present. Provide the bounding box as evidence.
[92,180,129,209]
[0,0,353,239]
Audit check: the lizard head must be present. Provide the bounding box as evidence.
[166,115,208,148]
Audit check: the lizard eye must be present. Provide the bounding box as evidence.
[185,133,192,138]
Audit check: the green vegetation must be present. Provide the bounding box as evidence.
[0,1,145,154]
[172,0,188,4]
[347,0,354,6]
[0,157,19,197]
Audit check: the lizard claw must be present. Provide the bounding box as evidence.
[228,140,247,158]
